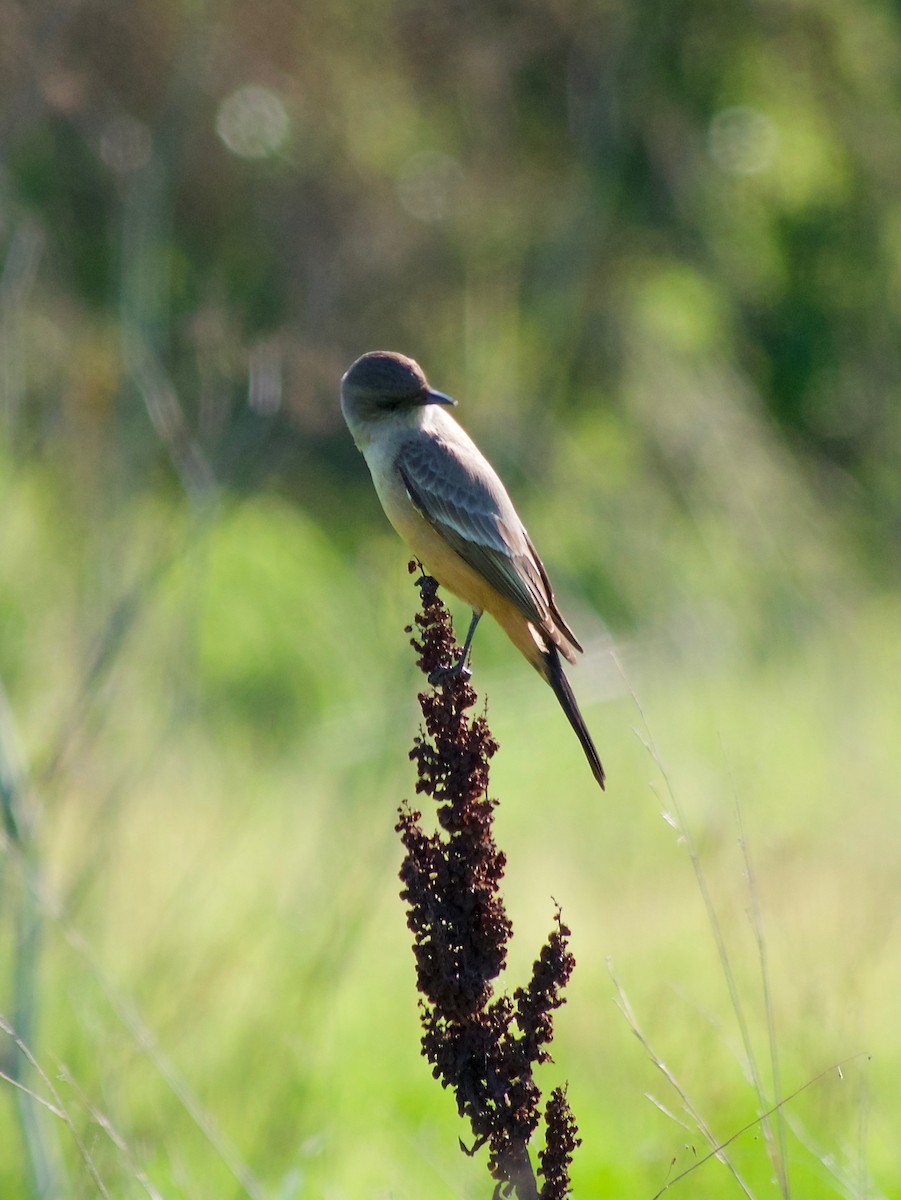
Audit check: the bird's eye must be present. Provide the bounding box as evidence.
[377,393,419,413]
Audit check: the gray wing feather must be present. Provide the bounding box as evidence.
[397,432,552,626]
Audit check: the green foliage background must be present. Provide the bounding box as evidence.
[1,1,900,1196]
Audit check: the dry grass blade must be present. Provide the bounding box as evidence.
[609,967,755,1199]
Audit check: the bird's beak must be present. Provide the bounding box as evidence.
[421,387,457,407]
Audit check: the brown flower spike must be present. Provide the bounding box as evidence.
[397,565,581,1199]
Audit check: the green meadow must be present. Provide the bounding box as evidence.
[2,435,899,1197]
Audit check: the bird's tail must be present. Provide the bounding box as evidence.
[544,645,606,791]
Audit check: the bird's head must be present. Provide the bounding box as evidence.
[340,351,455,443]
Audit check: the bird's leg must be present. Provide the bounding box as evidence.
[428,610,482,686]
[455,609,482,674]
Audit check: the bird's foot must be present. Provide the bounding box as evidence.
[413,568,437,592]
[428,659,472,687]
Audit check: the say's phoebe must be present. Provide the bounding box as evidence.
[340,350,605,790]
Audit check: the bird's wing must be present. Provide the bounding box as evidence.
[396,430,556,629]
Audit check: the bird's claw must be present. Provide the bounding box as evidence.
[428,660,472,687]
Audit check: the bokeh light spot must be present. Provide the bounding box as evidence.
[99,115,153,174]
[216,85,290,159]
[396,150,465,222]
[708,106,778,175]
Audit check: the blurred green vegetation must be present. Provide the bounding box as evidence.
[2,0,900,1196]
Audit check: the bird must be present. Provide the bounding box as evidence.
[340,350,605,790]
